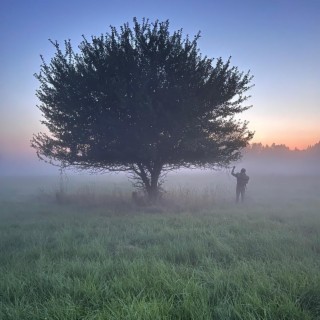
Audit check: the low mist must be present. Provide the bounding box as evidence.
[1,154,319,211]
[1,142,320,215]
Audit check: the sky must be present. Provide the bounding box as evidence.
[0,0,319,174]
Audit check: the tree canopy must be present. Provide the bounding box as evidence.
[32,18,254,199]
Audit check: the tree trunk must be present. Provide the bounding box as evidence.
[148,172,160,201]
[134,162,162,202]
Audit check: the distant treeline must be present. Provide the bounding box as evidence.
[240,142,320,174]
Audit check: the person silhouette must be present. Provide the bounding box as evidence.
[231,166,249,203]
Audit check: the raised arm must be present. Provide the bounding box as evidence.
[231,166,237,177]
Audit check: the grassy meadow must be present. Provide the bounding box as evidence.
[0,172,320,319]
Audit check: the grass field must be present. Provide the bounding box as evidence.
[0,172,320,319]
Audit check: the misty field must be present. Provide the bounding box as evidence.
[1,173,320,319]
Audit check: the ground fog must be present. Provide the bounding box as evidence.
[0,170,320,319]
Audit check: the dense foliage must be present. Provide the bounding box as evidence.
[32,18,253,198]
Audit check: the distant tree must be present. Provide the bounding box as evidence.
[31,18,254,200]
[306,141,320,157]
[248,143,264,154]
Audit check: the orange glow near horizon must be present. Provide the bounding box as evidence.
[1,134,319,161]
[251,140,311,151]
[251,134,319,150]
[245,114,320,151]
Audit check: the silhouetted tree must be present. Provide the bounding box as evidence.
[307,141,320,153]
[31,18,254,200]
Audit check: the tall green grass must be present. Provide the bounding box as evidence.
[0,174,320,319]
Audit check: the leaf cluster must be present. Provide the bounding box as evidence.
[32,18,253,174]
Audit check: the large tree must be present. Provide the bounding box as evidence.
[32,18,254,199]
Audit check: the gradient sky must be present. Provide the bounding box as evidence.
[1,0,319,173]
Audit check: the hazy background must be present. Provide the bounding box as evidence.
[1,0,319,176]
